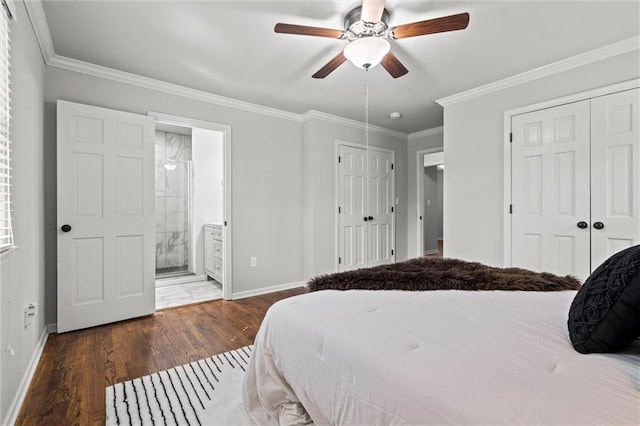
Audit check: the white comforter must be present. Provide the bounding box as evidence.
[243,290,640,425]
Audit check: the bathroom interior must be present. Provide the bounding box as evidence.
[154,122,224,308]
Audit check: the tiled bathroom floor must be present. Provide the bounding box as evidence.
[156,280,223,309]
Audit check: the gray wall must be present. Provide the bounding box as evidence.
[406,132,443,258]
[302,118,408,279]
[44,67,304,321]
[0,1,47,421]
[443,50,640,266]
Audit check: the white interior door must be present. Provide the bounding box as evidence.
[511,100,591,280]
[590,88,640,267]
[338,145,368,271]
[338,144,395,271]
[367,149,395,266]
[57,100,155,333]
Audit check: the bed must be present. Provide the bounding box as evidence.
[243,289,640,425]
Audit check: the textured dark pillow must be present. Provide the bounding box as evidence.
[568,245,640,354]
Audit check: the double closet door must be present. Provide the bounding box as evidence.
[511,88,639,281]
[338,144,395,272]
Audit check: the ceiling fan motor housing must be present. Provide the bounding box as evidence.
[344,6,390,41]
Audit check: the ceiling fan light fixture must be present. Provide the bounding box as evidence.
[344,37,390,70]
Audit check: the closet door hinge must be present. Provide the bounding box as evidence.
[391,163,394,170]
[338,156,341,163]
[224,220,227,226]
[391,249,395,256]
[391,206,394,213]
[338,257,342,264]
[338,206,341,214]
[509,204,513,214]
[509,132,513,143]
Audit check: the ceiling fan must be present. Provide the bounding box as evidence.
[275,0,470,79]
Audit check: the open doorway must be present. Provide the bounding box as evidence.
[154,122,194,279]
[416,149,444,257]
[149,112,232,309]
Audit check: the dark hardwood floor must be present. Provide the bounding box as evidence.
[16,287,307,425]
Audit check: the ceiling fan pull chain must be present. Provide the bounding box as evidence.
[365,68,370,218]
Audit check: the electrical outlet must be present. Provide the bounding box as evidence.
[250,257,257,267]
[24,303,37,328]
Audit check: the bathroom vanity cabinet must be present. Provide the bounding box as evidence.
[204,223,223,284]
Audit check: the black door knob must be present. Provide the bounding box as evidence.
[363,217,368,222]
[61,224,72,232]
[577,221,588,229]
[368,216,374,221]
[593,221,605,230]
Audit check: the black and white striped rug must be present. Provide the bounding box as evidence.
[106,346,253,425]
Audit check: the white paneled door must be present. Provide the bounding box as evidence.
[57,100,155,333]
[590,89,640,268]
[338,145,367,271]
[512,100,591,280]
[338,144,395,272]
[367,149,394,267]
[511,88,640,281]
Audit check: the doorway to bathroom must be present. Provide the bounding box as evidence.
[416,149,444,257]
[154,123,194,279]
[150,112,232,308]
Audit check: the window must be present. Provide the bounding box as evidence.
[0,0,12,252]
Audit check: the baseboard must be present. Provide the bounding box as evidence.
[424,249,440,255]
[2,325,50,426]
[232,281,306,300]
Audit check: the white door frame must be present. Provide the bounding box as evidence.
[148,111,233,300]
[335,140,395,271]
[502,78,639,267]
[416,147,444,257]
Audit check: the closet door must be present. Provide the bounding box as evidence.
[511,101,591,280]
[338,145,368,271]
[338,145,395,272]
[367,149,395,267]
[590,88,640,268]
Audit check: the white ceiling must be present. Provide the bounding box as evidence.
[39,1,639,133]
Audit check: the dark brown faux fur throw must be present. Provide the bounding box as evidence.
[308,257,581,292]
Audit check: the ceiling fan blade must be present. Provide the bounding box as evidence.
[391,12,470,39]
[275,23,344,39]
[312,51,347,79]
[361,0,386,23]
[381,52,408,78]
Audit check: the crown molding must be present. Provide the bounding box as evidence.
[408,126,443,140]
[47,54,303,122]
[22,0,54,63]
[24,0,417,138]
[436,35,640,107]
[302,110,408,139]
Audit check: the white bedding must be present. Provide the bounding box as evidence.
[243,290,640,425]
